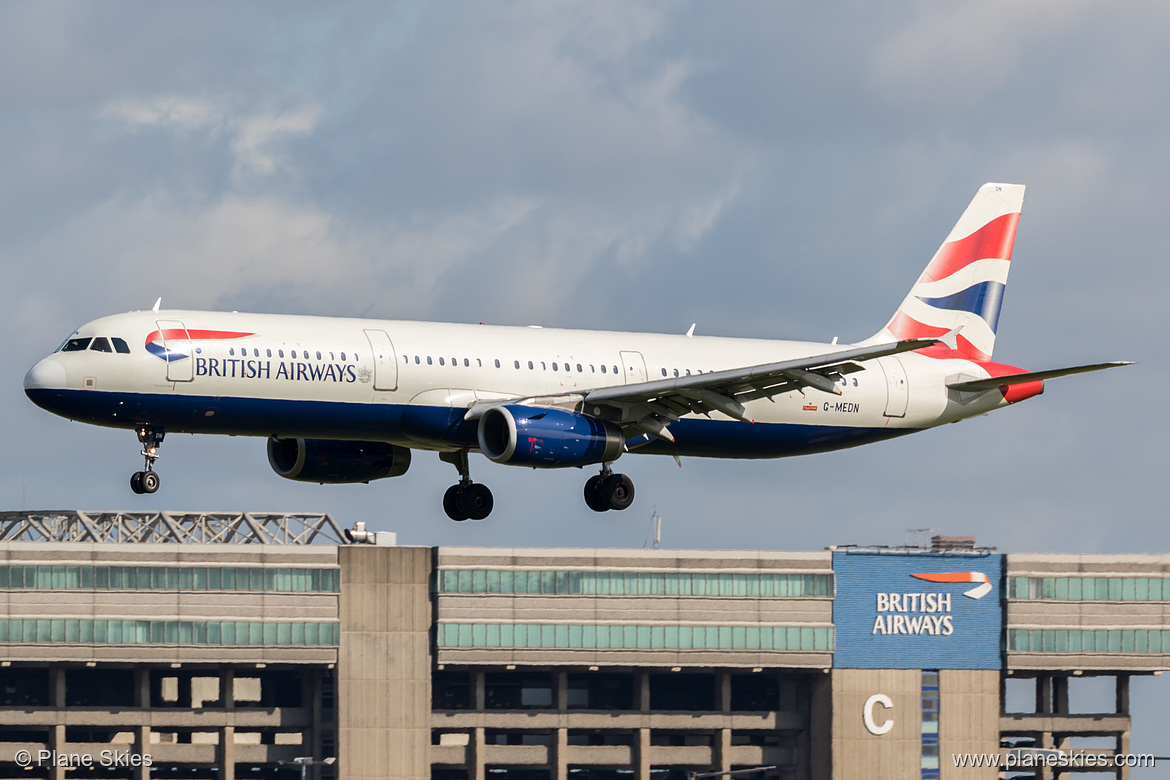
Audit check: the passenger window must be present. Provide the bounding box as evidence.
[477,359,482,367]
[341,352,347,361]
[685,369,691,376]
[552,363,558,372]
[415,356,420,364]
[439,357,445,366]
[528,361,534,369]
[673,369,679,377]
[661,368,667,377]
[329,352,335,360]
[89,337,113,353]
[601,365,607,374]
[514,360,520,369]
[576,363,582,372]
[402,355,408,363]
[316,351,322,360]
[541,361,546,370]
[112,338,131,354]
[590,365,595,373]
[464,358,469,367]
[427,356,433,365]
[229,348,235,356]
[452,357,457,366]
[494,359,500,368]
[279,349,285,358]
[613,365,619,374]
[267,349,272,358]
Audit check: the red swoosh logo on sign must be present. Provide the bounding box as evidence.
[911,571,992,600]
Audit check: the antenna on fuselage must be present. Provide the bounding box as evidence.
[686,323,696,338]
[152,297,162,313]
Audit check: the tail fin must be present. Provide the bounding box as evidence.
[867,183,1025,361]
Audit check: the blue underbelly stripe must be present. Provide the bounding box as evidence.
[25,388,915,460]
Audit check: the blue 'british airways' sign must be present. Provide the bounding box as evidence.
[832,550,1003,670]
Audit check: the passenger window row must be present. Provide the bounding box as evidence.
[222,347,359,362]
[405,355,620,375]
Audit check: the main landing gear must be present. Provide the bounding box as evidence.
[129,426,164,495]
[583,464,635,512]
[440,450,494,522]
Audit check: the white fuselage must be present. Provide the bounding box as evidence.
[25,309,1016,459]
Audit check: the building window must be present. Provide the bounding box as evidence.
[437,622,833,651]
[921,671,940,779]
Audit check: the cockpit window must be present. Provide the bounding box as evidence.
[61,337,91,352]
[90,337,113,353]
[112,338,130,354]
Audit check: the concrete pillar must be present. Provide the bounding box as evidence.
[1116,674,1130,714]
[637,671,650,711]
[218,725,235,780]
[177,674,193,708]
[221,669,235,709]
[474,671,486,711]
[552,727,569,780]
[1053,676,1069,714]
[49,724,66,780]
[134,726,150,780]
[717,670,731,713]
[1117,726,1131,780]
[714,728,731,774]
[1037,730,1054,780]
[135,668,150,708]
[1036,674,1052,714]
[50,666,65,708]
[556,671,568,711]
[634,728,651,780]
[999,672,1007,715]
[470,727,486,780]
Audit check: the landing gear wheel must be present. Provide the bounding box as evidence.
[602,473,635,511]
[443,485,469,522]
[130,472,145,494]
[140,471,160,494]
[459,483,494,521]
[583,475,609,512]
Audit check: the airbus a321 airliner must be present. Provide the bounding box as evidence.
[24,183,1127,520]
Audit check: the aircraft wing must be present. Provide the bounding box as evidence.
[946,361,1132,392]
[578,336,943,442]
[462,336,945,443]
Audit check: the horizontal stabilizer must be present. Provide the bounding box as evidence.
[947,361,1133,392]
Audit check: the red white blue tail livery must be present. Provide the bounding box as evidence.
[24,183,1129,520]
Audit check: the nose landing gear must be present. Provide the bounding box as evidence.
[439,449,494,521]
[130,426,164,495]
[584,464,634,512]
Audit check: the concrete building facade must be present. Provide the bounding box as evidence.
[0,514,1163,780]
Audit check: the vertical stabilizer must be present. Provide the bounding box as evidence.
[867,183,1025,361]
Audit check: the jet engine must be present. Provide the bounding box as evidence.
[267,437,412,484]
[477,405,624,468]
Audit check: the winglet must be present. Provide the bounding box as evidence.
[152,297,162,313]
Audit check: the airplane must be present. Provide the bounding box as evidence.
[24,183,1129,521]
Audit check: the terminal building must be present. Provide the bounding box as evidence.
[0,511,1164,780]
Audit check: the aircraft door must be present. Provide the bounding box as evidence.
[364,329,398,392]
[155,320,193,382]
[619,351,648,384]
[879,357,908,417]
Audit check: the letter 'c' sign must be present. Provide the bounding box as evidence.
[863,693,893,735]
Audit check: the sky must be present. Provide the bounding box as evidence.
[2,0,1168,767]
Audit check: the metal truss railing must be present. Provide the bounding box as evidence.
[0,511,347,545]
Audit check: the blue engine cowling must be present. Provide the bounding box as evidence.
[477,405,624,467]
[267,437,412,483]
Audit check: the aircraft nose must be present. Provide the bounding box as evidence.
[24,357,67,392]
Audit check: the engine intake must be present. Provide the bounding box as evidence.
[478,405,624,468]
[267,437,412,484]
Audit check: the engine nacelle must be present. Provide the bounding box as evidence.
[477,405,624,468]
[267,437,412,484]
